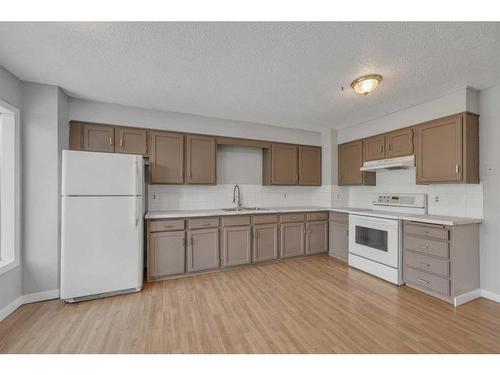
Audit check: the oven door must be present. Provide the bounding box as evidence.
[348,214,400,268]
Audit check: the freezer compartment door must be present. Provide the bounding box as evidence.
[61,196,143,300]
[62,150,143,196]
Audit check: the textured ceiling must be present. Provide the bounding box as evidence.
[0,22,499,130]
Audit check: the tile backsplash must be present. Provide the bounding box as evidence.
[147,168,483,219]
[148,184,332,211]
[347,168,483,218]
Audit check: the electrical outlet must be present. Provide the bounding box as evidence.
[434,195,440,203]
[283,193,287,199]
[152,193,158,200]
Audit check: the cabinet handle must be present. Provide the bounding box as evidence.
[420,245,429,249]
[456,164,460,174]
[109,137,113,146]
[417,278,430,285]
[188,170,192,178]
[380,145,384,153]
[420,261,431,267]
[180,170,183,177]
[120,138,124,148]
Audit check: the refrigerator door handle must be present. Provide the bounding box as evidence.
[133,157,139,196]
[132,196,139,227]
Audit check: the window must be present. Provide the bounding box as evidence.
[0,101,20,274]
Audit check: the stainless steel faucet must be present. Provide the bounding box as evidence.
[232,184,241,209]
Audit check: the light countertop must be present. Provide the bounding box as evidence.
[331,207,482,226]
[145,206,331,220]
[145,206,481,226]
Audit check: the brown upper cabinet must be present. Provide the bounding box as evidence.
[416,113,479,184]
[338,140,375,186]
[149,131,184,184]
[363,135,386,161]
[363,129,414,162]
[115,127,147,155]
[268,144,298,185]
[298,146,322,185]
[385,128,414,158]
[263,143,321,186]
[69,122,322,186]
[185,135,217,184]
[82,123,115,153]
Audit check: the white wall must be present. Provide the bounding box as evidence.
[0,66,23,317]
[21,82,67,296]
[337,87,477,143]
[71,98,333,210]
[69,98,321,146]
[478,83,500,298]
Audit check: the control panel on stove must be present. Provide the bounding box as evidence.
[373,193,426,208]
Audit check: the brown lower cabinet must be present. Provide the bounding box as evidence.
[221,225,252,267]
[305,221,329,255]
[280,222,305,258]
[146,211,329,282]
[329,212,349,262]
[252,224,279,262]
[148,230,186,278]
[187,228,220,272]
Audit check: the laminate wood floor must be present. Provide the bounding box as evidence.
[1,255,499,353]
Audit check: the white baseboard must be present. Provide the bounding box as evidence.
[0,296,23,322]
[454,289,481,306]
[481,289,500,303]
[0,289,60,322]
[23,289,59,304]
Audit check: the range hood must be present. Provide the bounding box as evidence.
[360,155,415,171]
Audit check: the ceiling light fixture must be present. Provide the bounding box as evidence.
[351,74,382,96]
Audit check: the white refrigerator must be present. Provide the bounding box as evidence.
[61,150,144,302]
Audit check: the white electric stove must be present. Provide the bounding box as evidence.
[348,193,427,285]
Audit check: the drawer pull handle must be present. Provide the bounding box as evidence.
[164,225,174,228]
[420,261,431,267]
[417,278,430,285]
[203,223,211,226]
[420,245,429,249]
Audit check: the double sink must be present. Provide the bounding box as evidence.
[222,207,268,212]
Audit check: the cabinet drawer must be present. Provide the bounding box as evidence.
[252,214,278,224]
[405,250,450,278]
[188,217,219,229]
[405,222,449,240]
[404,267,450,296]
[280,213,305,223]
[306,211,328,221]
[329,211,348,223]
[404,236,450,258]
[149,219,185,232]
[221,215,251,227]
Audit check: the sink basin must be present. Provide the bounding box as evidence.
[222,207,268,212]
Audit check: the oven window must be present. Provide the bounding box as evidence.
[355,225,388,252]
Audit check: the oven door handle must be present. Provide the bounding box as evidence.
[351,216,399,226]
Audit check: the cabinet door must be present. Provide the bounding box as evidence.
[329,221,348,262]
[363,135,386,161]
[306,221,329,255]
[338,141,374,186]
[115,127,147,155]
[150,131,184,184]
[385,128,414,158]
[221,226,252,267]
[280,222,305,258]
[298,146,321,186]
[187,228,219,272]
[186,135,216,184]
[272,144,298,185]
[416,115,462,183]
[149,231,186,278]
[82,123,115,152]
[253,224,278,263]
